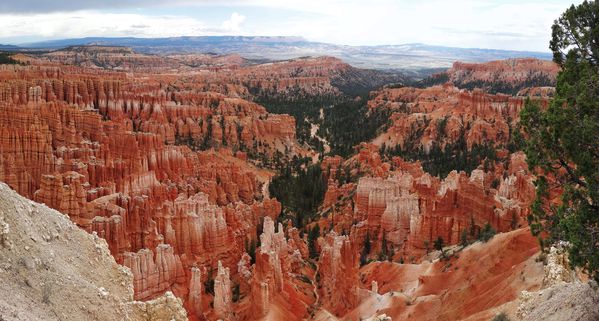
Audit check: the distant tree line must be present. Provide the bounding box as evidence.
[381,128,498,178]
[257,90,391,158]
[0,52,20,65]
[415,71,555,95]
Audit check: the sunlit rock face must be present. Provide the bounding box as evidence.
[317,232,360,316]
[445,58,559,93]
[350,153,535,259]
[368,83,554,153]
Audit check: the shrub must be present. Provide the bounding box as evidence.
[479,223,496,242]
[491,312,509,321]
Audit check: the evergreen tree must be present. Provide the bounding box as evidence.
[521,0,599,281]
[469,216,476,237]
[308,225,321,259]
[204,268,215,295]
[360,232,372,266]
[381,232,388,257]
[492,312,509,321]
[232,283,241,302]
[434,236,444,251]
[479,223,496,242]
[460,229,469,247]
[245,238,257,264]
[0,52,19,65]
[434,236,446,259]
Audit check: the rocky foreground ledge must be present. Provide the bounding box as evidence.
[0,183,188,321]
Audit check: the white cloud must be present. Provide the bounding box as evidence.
[0,11,252,42]
[221,12,246,32]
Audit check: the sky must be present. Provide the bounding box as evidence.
[0,0,583,52]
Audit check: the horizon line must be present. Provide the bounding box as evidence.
[4,35,553,54]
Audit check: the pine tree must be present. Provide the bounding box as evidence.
[434,236,446,259]
[434,236,444,251]
[521,0,599,281]
[460,229,469,247]
[308,225,321,259]
[245,238,257,264]
[381,232,388,258]
[479,223,496,242]
[360,232,372,266]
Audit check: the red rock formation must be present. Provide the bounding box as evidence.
[0,67,302,159]
[122,244,187,300]
[17,46,249,73]
[0,54,556,321]
[220,56,346,98]
[322,180,355,210]
[214,260,234,320]
[446,58,559,92]
[368,85,550,151]
[317,232,360,316]
[317,142,536,271]
[287,227,309,260]
[351,154,535,258]
[251,217,288,317]
[186,267,203,320]
[34,171,91,221]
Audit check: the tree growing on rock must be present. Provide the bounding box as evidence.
[308,224,321,259]
[360,232,372,266]
[245,238,257,264]
[434,236,444,252]
[460,229,470,247]
[479,223,496,242]
[378,231,389,261]
[434,236,446,259]
[521,0,599,281]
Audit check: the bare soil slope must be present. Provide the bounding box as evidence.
[0,183,188,321]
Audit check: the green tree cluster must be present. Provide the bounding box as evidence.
[383,131,498,178]
[258,93,391,158]
[0,52,19,65]
[269,163,326,228]
[478,223,496,242]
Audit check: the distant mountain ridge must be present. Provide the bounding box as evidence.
[0,44,21,50]
[17,36,552,71]
[24,36,310,48]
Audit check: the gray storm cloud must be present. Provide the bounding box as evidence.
[0,0,221,13]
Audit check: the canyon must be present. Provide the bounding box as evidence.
[0,46,596,321]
